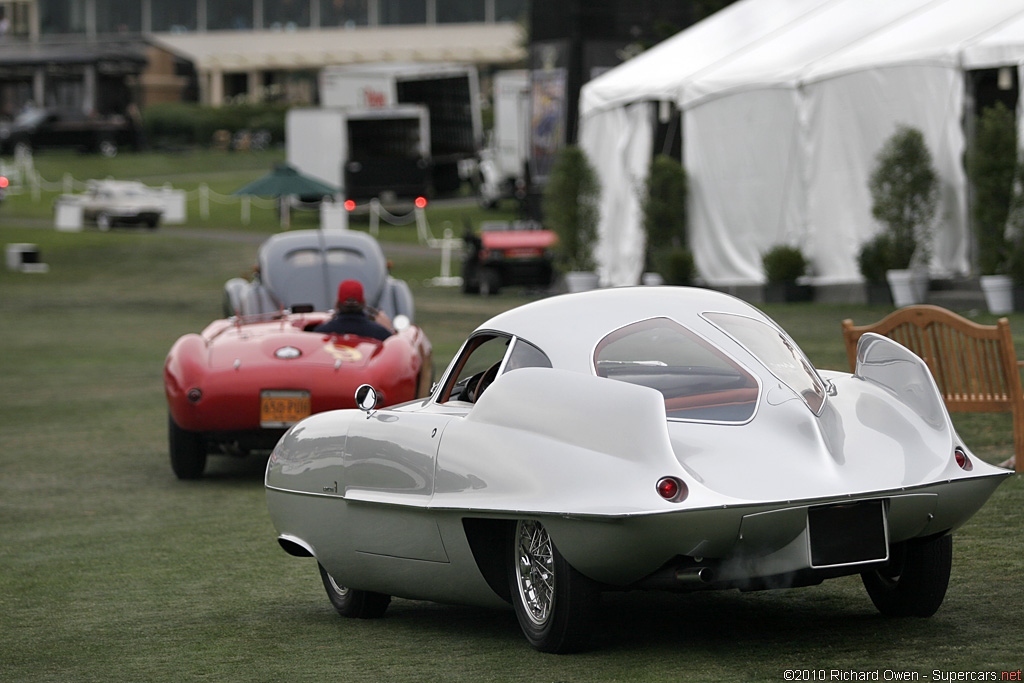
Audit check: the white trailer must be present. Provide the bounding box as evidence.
[286,105,430,201]
[478,69,529,208]
[320,62,482,193]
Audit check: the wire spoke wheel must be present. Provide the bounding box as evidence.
[515,520,556,626]
[507,519,598,653]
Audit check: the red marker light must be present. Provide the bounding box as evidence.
[954,447,973,471]
[656,476,687,502]
[0,176,8,188]
[414,196,427,209]
[344,199,356,211]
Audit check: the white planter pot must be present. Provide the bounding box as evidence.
[641,272,664,286]
[565,271,600,293]
[980,274,1014,315]
[886,269,928,307]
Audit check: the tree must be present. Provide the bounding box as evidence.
[542,145,601,272]
[641,155,693,284]
[967,102,1017,275]
[868,125,938,270]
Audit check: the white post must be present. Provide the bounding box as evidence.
[241,195,250,224]
[440,228,453,279]
[370,198,380,236]
[200,183,209,219]
[63,172,72,194]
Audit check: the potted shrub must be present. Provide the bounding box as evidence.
[857,233,894,305]
[640,155,694,285]
[968,102,1017,314]
[868,125,938,307]
[542,145,601,292]
[1005,152,1024,310]
[762,244,811,303]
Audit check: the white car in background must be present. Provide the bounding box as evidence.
[76,180,164,230]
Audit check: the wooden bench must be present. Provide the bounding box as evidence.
[841,305,1022,472]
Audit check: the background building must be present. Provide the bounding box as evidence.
[0,0,527,117]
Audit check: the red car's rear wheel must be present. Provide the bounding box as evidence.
[168,413,207,480]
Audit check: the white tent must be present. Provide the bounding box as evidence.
[579,0,1024,288]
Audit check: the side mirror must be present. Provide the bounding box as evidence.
[355,384,379,413]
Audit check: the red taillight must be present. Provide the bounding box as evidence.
[0,176,8,188]
[954,447,973,471]
[344,199,356,211]
[414,196,428,209]
[656,476,688,502]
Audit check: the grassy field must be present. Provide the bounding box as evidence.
[1,151,1021,682]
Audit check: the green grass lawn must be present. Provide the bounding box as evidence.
[0,152,1021,682]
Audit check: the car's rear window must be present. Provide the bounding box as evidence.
[286,247,366,268]
[594,318,759,422]
[704,312,826,414]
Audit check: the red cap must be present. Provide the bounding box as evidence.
[336,279,365,307]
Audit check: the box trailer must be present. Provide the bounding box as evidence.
[320,62,481,193]
[478,69,529,208]
[286,105,430,201]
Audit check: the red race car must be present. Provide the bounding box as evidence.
[165,230,432,479]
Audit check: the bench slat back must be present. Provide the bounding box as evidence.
[841,305,1021,412]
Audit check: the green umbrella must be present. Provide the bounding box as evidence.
[232,163,339,198]
[233,164,340,228]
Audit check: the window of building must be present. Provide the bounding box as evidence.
[320,0,369,27]
[0,1,33,37]
[152,0,198,32]
[96,0,141,34]
[494,0,526,22]
[436,0,484,24]
[207,0,253,30]
[265,0,311,29]
[39,0,86,35]
[379,0,425,26]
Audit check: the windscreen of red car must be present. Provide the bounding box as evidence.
[703,312,826,415]
[594,317,759,422]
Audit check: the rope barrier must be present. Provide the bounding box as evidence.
[0,157,459,251]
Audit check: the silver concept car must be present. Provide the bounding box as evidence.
[265,287,1011,652]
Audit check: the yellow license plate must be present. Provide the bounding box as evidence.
[260,391,311,427]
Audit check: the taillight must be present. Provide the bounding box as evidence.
[954,447,973,471]
[656,476,688,503]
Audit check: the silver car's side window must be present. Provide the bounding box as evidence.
[704,312,826,415]
[438,334,512,404]
[594,317,759,423]
[503,337,552,374]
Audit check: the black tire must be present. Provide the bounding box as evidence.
[861,535,952,617]
[507,519,598,653]
[168,413,207,480]
[318,563,391,619]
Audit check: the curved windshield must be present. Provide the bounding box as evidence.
[594,318,759,422]
[704,312,825,414]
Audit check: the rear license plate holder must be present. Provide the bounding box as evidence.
[808,499,888,568]
[260,390,311,428]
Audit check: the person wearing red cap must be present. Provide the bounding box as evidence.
[313,279,393,340]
